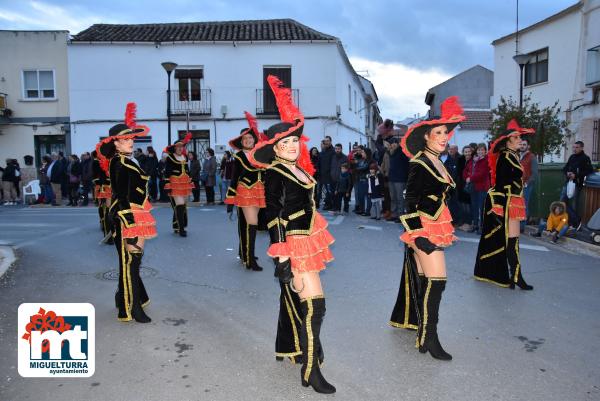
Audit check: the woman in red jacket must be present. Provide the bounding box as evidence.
[463,143,490,233]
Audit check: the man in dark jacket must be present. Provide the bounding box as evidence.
[58,151,68,198]
[80,152,93,206]
[144,147,159,201]
[2,159,19,204]
[330,143,347,199]
[318,136,335,209]
[48,153,65,205]
[443,145,460,223]
[560,141,593,228]
[386,138,409,222]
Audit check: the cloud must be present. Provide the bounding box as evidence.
[350,56,451,122]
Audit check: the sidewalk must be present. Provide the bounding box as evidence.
[0,246,16,279]
[524,225,600,259]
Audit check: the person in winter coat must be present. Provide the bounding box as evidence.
[367,162,385,220]
[531,201,569,243]
[188,151,201,202]
[334,163,352,214]
[202,148,217,204]
[462,144,491,233]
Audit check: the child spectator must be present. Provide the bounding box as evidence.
[367,162,384,220]
[531,201,569,243]
[334,163,352,214]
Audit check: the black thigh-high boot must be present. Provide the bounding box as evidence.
[299,296,335,394]
[98,201,105,232]
[415,273,426,348]
[100,202,114,245]
[176,205,187,237]
[275,282,303,364]
[508,237,533,290]
[418,278,452,360]
[238,209,249,268]
[129,250,151,323]
[247,225,263,271]
[170,197,178,233]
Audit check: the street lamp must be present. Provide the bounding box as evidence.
[161,61,178,145]
[512,53,529,109]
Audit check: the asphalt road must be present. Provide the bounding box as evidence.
[0,204,599,401]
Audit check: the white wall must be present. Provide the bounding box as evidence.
[68,41,370,155]
[448,128,488,151]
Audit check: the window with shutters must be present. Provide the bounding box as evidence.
[258,66,298,115]
[22,70,55,99]
[524,48,548,86]
[175,69,204,101]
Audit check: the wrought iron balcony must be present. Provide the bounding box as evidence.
[170,89,211,115]
[256,88,299,115]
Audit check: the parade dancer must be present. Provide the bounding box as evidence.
[164,133,194,237]
[97,103,157,323]
[225,112,266,271]
[92,149,113,244]
[389,97,466,361]
[474,119,535,290]
[250,75,336,394]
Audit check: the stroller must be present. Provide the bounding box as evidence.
[588,207,600,245]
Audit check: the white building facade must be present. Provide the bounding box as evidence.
[492,1,600,161]
[0,30,70,168]
[68,20,379,159]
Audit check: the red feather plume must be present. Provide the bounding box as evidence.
[507,118,520,132]
[244,111,260,138]
[297,136,315,176]
[124,102,137,128]
[95,141,110,175]
[440,96,463,119]
[267,75,303,123]
[181,132,192,145]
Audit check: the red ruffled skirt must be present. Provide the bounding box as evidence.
[400,206,457,247]
[95,184,112,199]
[121,200,157,240]
[508,196,526,221]
[165,174,194,197]
[225,182,266,208]
[267,213,334,272]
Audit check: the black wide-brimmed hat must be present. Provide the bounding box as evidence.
[95,103,149,172]
[488,119,535,185]
[400,96,466,158]
[249,76,305,168]
[229,111,262,151]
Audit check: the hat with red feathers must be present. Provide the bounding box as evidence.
[400,96,466,158]
[488,119,535,185]
[96,102,150,172]
[248,75,314,175]
[229,111,263,151]
[165,132,192,155]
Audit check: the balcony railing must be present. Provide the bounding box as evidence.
[256,88,299,115]
[170,89,211,115]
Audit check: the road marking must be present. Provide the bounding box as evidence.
[330,215,345,225]
[456,236,549,252]
[357,225,383,231]
[14,226,86,249]
[0,223,55,227]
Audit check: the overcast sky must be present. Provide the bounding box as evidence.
[0,0,576,121]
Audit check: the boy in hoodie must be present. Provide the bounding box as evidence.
[531,201,569,243]
[334,163,352,214]
[367,162,384,220]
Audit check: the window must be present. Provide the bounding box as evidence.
[348,85,352,110]
[354,90,357,113]
[586,45,600,86]
[593,119,600,162]
[261,66,291,115]
[22,70,55,99]
[524,48,548,86]
[175,69,203,101]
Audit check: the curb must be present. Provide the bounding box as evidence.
[0,245,17,279]
[524,226,600,259]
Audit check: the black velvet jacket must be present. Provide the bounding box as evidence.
[109,154,150,228]
[164,149,190,181]
[92,159,110,186]
[488,149,523,212]
[264,162,317,244]
[400,151,455,233]
[225,151,264,200]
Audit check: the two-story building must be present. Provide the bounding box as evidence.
[0,30,70,168]
[492,0,600,161]
[68,19,380,158]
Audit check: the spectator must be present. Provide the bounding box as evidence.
[47,153,64,205]
[519,138,538,231]
[39,155,53,204]
[386,138,409,222]
[80,152,93,206]
[66,154,81,206]
[560,141,593,229]
[457,145,473,230]
[188,151,201,203]
[334,163,352,214]
[220,151,235,205]
[202,148,217,205]
[330,143,347,198]
[531,201,569,243]
[310,147,320,204]
[19,155,37,204]
[442,145,460,223]
[352,147,370,215]
[463,143,491,233]
[2,158,19,205]
[144,147,159,201]
[158,152,169,202]
[134,148,147,166]
[367,162,384,220]
[58,151,68,199]
[318,136,335,209]
[379,140,392,219]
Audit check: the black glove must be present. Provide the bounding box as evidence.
[414,237,439,255]
[273,258,293,284]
